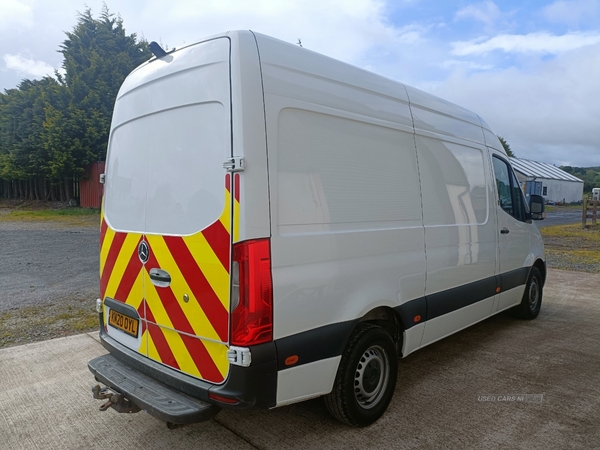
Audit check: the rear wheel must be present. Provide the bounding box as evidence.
[325,323,398,427]
[512,267,543,320]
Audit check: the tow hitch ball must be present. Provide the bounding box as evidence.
[92,384,141,414]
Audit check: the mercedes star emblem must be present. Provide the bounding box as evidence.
[138,240,149,264]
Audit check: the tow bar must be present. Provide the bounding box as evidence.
[92,384,141,414]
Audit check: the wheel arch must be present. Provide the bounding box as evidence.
[533,259,546,286]
[357,306,403,356]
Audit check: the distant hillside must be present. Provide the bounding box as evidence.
[560,166,600,193]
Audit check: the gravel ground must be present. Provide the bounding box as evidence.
[541,226,600,273]
[544,249,600,273]
[0,219,99,347]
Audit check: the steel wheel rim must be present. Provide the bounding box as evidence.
[354,344,390,409]
[529,277,540,311]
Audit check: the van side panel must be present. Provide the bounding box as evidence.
[254,34,427,404]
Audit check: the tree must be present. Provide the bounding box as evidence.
[561,166,600,193]
[0,4,153,200]
[0,78,65,199]
[58,5,151,165]
[497,136,515,158]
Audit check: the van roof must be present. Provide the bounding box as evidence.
[131,30,498,147]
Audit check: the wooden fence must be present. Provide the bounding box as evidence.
[582,197,600,227]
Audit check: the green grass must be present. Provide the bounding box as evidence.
[544,204,583,213]
[0,203,100,226]
[0,302,99,347]
[541,223,600,241]
[541,223,600,272]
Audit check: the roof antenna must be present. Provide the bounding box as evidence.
[149,41,167,58]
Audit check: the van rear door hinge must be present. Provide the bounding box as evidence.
[223,157,245,172]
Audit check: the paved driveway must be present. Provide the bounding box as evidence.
[1,269,599,449]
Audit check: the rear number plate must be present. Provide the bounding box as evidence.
[108,309,139,337]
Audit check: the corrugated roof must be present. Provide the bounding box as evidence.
[509,158,583,183]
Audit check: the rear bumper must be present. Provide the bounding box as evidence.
[89,353,220,424]
[90,326,277,422]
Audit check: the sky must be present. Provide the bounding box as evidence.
[1,0,599,167]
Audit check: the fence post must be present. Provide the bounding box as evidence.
[582,195,587,228]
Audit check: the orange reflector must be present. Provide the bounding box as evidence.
[413,315,421,323]
[496,287,501,293]
[285,355,299,366]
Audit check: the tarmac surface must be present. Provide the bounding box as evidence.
[537,210,582,228]
[1,268,599,449]
[0,222,98,313]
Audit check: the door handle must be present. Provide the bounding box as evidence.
[149,268,171,287]
[500,228,510,234]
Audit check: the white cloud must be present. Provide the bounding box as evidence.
[455,1,501,26]
[132,0,397,65]
[430,43,600,167]
[452,32,600,56]
[0,0,33,29]
[542,0,600,26]
[4,54,55,78]
[440,59,494,71]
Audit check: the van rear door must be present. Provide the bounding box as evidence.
[102,38,233,384]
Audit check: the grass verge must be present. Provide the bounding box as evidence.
[541,223,600,273]
[0,299,98,348]
[0,200,99,226]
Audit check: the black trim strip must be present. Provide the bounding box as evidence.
[425,276,498,321]
[274,267,533,371]
[394,296,427,330]
[499,267,530,292]
[275,320,358,371]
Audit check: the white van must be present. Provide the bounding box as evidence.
[89,30,546,427]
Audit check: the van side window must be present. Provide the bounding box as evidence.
[492,156,526,222]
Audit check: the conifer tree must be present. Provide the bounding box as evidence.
[57,5,151,164]
[0,5,153,200]
[497,136,516,158]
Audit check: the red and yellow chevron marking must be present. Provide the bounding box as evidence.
[99,174,240,384]
[99,206,144,314]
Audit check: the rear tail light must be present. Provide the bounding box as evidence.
[230,238,273,346]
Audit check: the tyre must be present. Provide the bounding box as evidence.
[512,267,543,320]
[324,323,398,427]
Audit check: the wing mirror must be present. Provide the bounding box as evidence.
[529,194,545,220]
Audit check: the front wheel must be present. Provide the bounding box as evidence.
[512,267,543,320]
[324,323,398,427]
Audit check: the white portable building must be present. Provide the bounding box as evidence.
[510,158,584,204]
